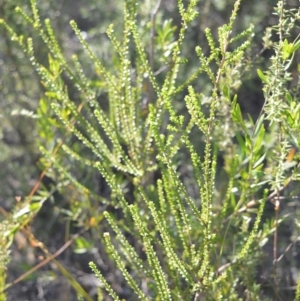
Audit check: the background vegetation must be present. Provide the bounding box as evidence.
[0,0,299,300]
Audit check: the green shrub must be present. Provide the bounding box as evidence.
[0,0,300,300]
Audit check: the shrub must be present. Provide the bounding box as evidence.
[0,0,300,300]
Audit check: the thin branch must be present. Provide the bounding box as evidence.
[150,0,162,73]
[147,0,162,105]
[4,228,86,289]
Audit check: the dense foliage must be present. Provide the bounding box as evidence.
[0,0,300,300]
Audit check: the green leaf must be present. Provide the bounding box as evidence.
[236,131,249,154]
[285,92,293,104]
[282,39,294,60]
[232,98,243,125]
[257,69,268,84]
[253,113,265,137]
[253,153,266,169]
[292,39,300,52]
[29,202,43,212]
[222,84,230,99]
[74,237,92,254]
[254,124,265,153]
